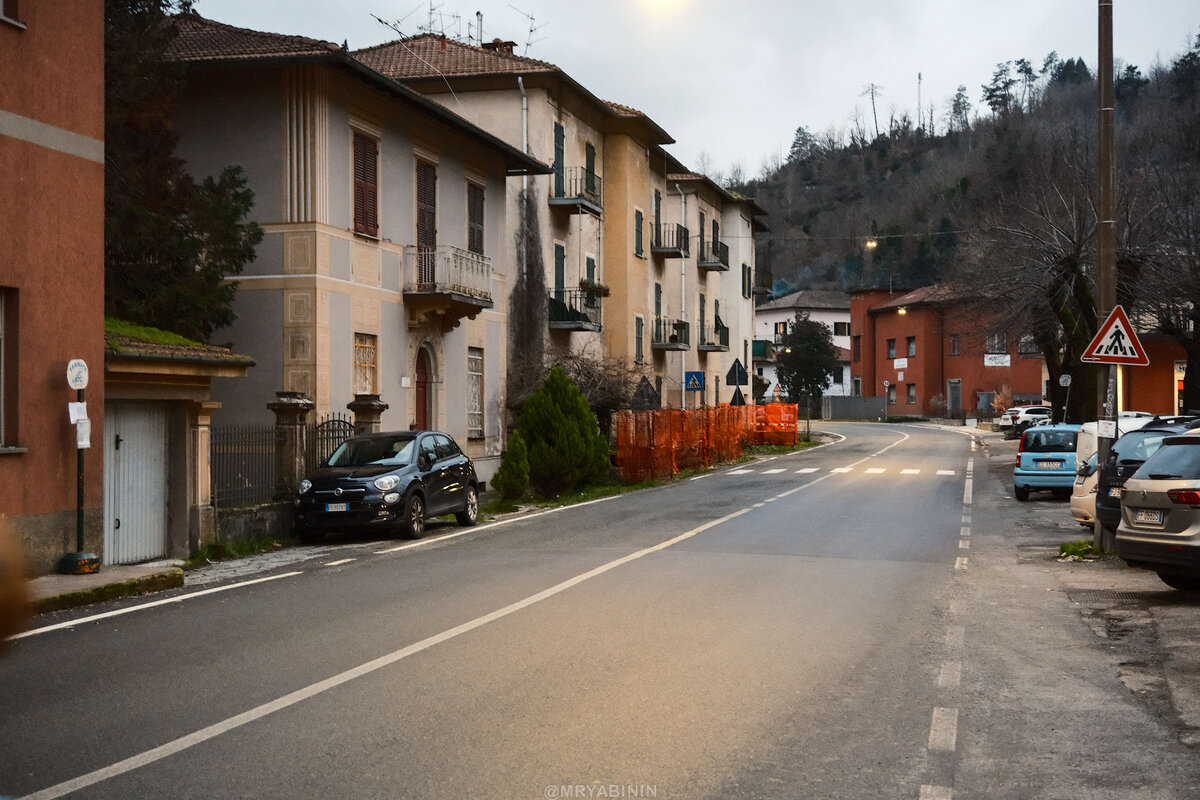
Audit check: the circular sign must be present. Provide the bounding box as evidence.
[1059,374,1072,387]
[883,380,890,388]
[66,359,89,390]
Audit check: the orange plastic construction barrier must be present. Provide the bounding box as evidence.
[614,404,798,483]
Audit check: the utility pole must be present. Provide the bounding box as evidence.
[1096,0,1117,463]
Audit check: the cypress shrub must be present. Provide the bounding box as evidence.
[517,366,608,497]
[491,429,530,501]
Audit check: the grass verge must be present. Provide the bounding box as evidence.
[184,535,297,570]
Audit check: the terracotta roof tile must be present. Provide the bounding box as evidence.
[354,33,558,80]
[604,100,646,118]
[167,12,341,62]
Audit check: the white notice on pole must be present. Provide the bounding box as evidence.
[76,418,92,449]
[68,402,88,424]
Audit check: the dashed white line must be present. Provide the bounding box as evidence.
[928,707,959,751]
[946,626,965,649]
[865,467,887,474]
[729,469,755,475]
[937,470,956,476]
[901,468,921,475]
[960,526,971,538]
[937,661,962,689]
[959,540,970,550]
[796,468,819,474]
[955,557,969,571]
[762,468,787,475]
[920,785,953,800]
[324,558,356,567]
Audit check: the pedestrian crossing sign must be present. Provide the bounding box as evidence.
[1080,305,1149,366]
[685,371,705,391]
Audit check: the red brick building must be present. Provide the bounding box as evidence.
[850,287,1045,416]
[1,2,106,572]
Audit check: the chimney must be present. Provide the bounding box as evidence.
[440,34,446,51]
[482,38,516,55]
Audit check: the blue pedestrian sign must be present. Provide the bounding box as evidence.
[685,371,705,391]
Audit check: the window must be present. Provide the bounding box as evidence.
[585,256,597,307]
[584,142,596,194]
[832,367,844,385]
[635,317,644,364]
[654,282,662,318]
[852,335,861,362]
[0,288,14,446]
[467,183,484,255]
[887,384,897,405]
[741,264,751,298]
[949,334,960,356]
[906,336,916,357]
[712,219,720,247]
[834,322,850,336]
[907,384,917,404]
[353,333,377,394]
[353,133,379,237]
[2,0,24,27]
[553,122,565,197]
[985,331,1007,354]
[416,160,437,282]
[467,347,484,439]
[699,294,706,342]
[886,338,896,359]
[852,377,862,397]
[1018,333,1040,356]
[699,212,706,252]
[774,321,787,344]
[553,244,566,300]
[634,209,644,257]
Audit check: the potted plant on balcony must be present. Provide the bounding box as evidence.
[577,278,610,301]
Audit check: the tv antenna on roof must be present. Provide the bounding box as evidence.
[417,1,463,39]
[508,4,547,55]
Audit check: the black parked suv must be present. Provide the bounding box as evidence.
[295,430,479,542]
[1095,417,1199,540]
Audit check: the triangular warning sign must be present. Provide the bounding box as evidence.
[1080,305,1149,366]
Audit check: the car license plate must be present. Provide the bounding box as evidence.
[1109,487,1123,498]
[1036,461,1060,469]
[324,502,349,513]
[1134,508,1163,524]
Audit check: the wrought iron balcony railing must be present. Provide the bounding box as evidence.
[651,223,690,258]
[547,288,602,332]
[697,322,730,351]
[698,240,730,271]
[549,167,603,215]
[651,317,690,351]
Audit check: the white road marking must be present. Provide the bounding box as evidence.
[323,558,356,567]
[689,474,711,481]
[938,661,962,688]
[729,469,755,475]
[901,468,921,475]
[959,540,970,549]
[920,785,953,800]
[865,468,887,474]
[832,467,852,473]
[19,503,762,800]
[11,573,304,641]
[955,557,969,571]
[960,526,970,538]
[928,707,959,751]
[937,470,956,476]
[762,468,787,474]
[796,468,819,474]
[946,626,965,649]
[962,479,973,506]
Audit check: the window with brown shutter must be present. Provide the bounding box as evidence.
[416,160,438,284]
[353,133,378,237]
[467,183,484,255]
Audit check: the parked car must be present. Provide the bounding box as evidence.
[294,430,479,542]
[1094,417,1199,540]
[1000,405,1052,428]
[1013,423,1082,501]
[1070,452,1100,526]
[1115,432,1200,590]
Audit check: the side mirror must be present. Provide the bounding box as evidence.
[418,453,432,471]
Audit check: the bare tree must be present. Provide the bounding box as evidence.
[861,82,884,139]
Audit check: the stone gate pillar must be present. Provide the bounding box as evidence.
[348,394,389,434]
[268,391,315,499]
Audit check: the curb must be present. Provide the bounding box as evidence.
[31,568,185,614]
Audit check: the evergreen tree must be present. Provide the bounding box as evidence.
[774,313,840,408]
[490,430,530,502]
[516,367,607,497]
[105,0,263,341]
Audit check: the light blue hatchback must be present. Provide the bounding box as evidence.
[1013,423,1082,501]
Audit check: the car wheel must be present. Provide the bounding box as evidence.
[1014,486,1030,501]
[455,485,479,527]
[401,493,425,539]
[1155,571,1200,591]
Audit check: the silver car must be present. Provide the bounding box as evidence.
[1115,433,1200,590]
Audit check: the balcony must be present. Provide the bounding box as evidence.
[753,266,773,296]
[697,240,730,272]
[697,321,730,352]
[651,317,690,351]
[651,223,690,258]
[402,245,493,331]
[549,167,603,216]
[547,287,602,332]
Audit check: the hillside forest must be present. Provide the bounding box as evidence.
[740,34,1200,416]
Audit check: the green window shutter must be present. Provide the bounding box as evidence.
[554,244,566,299]
[554,122,565,197]
[635,209,643,256]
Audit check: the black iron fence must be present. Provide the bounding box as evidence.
[307,414,355,468]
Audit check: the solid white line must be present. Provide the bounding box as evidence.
[928,707,959,751]
[323,559,356,567]
[938,661,962,689]
[19,505,756,800]
[920,784,953,800]
[11,573,304,641]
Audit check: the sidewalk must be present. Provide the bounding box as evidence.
[26,562,184,614]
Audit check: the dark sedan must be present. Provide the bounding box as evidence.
[295,430,479,541]
[1095,417,1198,540]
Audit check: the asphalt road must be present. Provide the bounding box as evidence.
[2,423,1197,799]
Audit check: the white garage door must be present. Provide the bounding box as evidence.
[103,403,168,564]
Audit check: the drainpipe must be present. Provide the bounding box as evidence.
[675,183,687,408]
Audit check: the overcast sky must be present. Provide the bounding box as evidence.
[193,0,1198,177]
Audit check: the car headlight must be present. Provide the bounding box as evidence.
[299,479,312,494]
[374,475,401,491]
